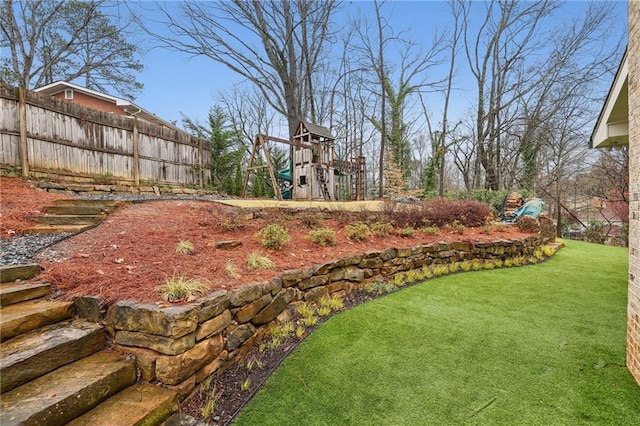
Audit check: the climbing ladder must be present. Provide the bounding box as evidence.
[314,166,331,200]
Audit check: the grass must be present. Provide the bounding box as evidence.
[235,240,640,425]
[156,273,208,302]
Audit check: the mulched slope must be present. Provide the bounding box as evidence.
[35,200,530,304]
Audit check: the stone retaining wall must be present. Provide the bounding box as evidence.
[35,180,217,197]
[97,236,543,398]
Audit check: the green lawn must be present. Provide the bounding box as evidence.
[235,240,640,425]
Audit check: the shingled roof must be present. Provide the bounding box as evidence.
[299,121,334,139]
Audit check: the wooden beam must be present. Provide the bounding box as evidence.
[18,87,29,177]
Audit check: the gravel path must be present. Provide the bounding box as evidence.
[1,233,72,266]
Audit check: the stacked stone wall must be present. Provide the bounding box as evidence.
[101,236,542,398]
[627,0,640,386]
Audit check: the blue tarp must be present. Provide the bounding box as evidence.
[504,198,545,223]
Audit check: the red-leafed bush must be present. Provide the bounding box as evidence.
[383,199,492,228]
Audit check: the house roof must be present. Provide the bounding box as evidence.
[34,81,179,131]
[590,49,628,148]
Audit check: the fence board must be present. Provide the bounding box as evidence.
[0,84,210,186]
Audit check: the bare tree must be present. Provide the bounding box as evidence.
[1,0,143,97]
[144,0,339,138]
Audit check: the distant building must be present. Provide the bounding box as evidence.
[34,81,178,131]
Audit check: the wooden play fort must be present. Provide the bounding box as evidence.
[241,121,366,201]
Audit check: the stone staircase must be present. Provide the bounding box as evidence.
[27,199,124,235]
[0,264,178,425]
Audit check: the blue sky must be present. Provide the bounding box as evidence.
[130,1,628,131]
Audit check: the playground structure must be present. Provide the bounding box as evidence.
[241,121,366,201]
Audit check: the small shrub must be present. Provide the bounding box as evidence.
[422,266,434,278]
[517,215,540,233]
[371,222,393,237]
[493,259,504,268]
[317,305,332,317]
[481,223,494,235]
[157,274,209,302]
[295,326,306,338]
[460,261,472,272]
[392,273,407,287]
[297,303,315,318]
[472,260,483,271]
[247,252,275,270]
[175,240,195,255]
[328,295,344,311]
[448,220,467,235]
[512,256,526,266]
[420,198,493,227]
[301,314,318,327]
[255,223,291,249]
[345,222,372,241]
[448,262,460,273]
[267,337,281,349]
[432,264,449,276]
[541,245,557,257]
[240,378,251,392]
[483,261,495,270]
[421,225,440,236]
[364,282,396,295]
[533,249,545,260]
[225,260,241,279]
[307,228,337,246]
[395,227,416,238]
[504,258,514,267]
[529,256,539,264]
[271,321,294,339]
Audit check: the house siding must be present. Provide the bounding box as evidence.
[628,0,640,386]
[52,91,126,115]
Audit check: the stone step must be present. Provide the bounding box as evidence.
[29,214,106,225]
[67,384,178,426]
[44,205,114,215]
[0,299,74,342]
[54,199,120,207]
[0,281,51,306]
[0,351,136,425]
[27,224,92,234]
[0,319,105,394]
[0,264,42,283]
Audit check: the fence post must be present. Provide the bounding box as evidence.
[198,138,203,188]
[132,117,140,186]
[18,86,29,177]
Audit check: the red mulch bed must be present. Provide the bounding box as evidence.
[0,176,68,236]
[34,199,530,305]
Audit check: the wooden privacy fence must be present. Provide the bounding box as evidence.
[0,84,211,186]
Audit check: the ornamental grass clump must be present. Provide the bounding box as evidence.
[247,252,275,270]
[175,240,195,255]
[224,260,241,279]
[157,273,209,302]
[307,228,337,246]
[255,223,291,249]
